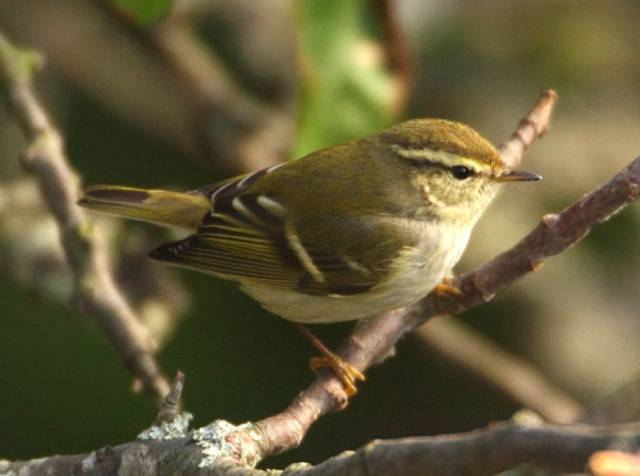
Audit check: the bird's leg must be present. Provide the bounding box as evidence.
[294,323,365,397]
[432,274,463,298]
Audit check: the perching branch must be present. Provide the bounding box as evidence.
[0,32,170,399]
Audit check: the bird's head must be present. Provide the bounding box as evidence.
[377,118,540,223]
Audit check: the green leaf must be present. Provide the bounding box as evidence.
[111,0,173,26]
[293,0,399,158]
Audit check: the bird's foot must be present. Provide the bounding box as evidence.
[295,323,366,397]
[432,276,462,298]
[309,354,365,397]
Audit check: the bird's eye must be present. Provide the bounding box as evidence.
[450,165,473,180]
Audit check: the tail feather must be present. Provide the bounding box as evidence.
[78,185,210,230]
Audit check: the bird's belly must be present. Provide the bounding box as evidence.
[241,225,470,324]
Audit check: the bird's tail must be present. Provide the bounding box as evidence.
[78,185,210,230]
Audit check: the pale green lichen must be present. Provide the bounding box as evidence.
[512,408,544,426]
[283,462,312,474]
[80,452,97,472]
[0,459,15,476]
[137,412,193,440]
[192,420,260,468]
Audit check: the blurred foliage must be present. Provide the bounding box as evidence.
[293,0,397,157]
[110,0,173,25]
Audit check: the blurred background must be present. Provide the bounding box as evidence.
[0,0,639,469]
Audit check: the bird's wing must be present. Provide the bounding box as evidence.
[150,166,413,296]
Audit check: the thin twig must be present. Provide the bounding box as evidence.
[413,317,582,423]
[0,32,170,399]
[375,0,412,114]
[498,88,558,168]
[0,179,190,348]
[102,1,295,174]
[154,371,185,425]
[0,1,200,159]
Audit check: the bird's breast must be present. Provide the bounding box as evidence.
[374,220,471,306]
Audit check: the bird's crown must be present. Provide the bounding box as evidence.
[378,118,503,174]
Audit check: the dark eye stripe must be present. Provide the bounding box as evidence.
[401,157,477,179]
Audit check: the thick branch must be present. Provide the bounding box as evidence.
[4,419,640,475]
[299,420,640,476]
[0,32,170,398]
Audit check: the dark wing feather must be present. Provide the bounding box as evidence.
[150,165,382,295]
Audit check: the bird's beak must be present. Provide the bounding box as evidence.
[495,169,542,183]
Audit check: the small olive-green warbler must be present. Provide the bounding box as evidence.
[79,119,539,392]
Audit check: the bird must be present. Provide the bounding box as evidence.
[78,118,540,395]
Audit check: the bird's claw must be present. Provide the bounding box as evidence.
[309,355,365,397]
[432,277,463,298]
